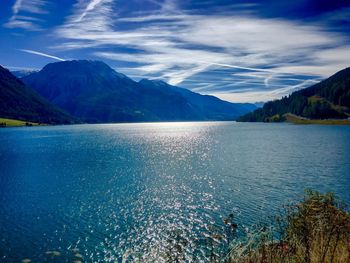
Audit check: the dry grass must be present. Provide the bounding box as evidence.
[284,113,350,125]
[225,190,350,263]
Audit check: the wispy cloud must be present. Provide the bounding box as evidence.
[214,79,320,103]
[19,49,66,61]
[51,1,350,102]
[4,0,48,30]
[12,0,23,14]
[75,0,105,22]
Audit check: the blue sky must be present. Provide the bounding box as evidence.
[1,0,349,102]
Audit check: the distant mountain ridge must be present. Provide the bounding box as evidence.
[138,79,256,120]
[11,69,39,78]
[22,60,256,123]
[238,67,350,122]
[0,66,77,124]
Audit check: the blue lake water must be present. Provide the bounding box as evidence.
[0,122,349,262]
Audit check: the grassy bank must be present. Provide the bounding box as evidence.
[284,113,350,125]
[225,190,350,263]
[0,117,41,127]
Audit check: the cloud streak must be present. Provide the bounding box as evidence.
[4,0,48,30]
[19,49,66,61]
[50,2,350,102]
[214,79,320,103]
[75,0,105,22]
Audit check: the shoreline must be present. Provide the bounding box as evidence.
[3,115,350,128]
[0,118,239,128]
[0,117,43,127]
[284,113,350,125]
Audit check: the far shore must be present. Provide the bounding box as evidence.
[0,118,43,127]
[284,113,350,125]
[2,115,350,128]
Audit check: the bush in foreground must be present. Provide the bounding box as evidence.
[225,190,350,263]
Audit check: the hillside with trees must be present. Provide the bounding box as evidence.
[238,67,350,122]
[0,65,78,125]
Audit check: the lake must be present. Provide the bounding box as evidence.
[0,122,349,262]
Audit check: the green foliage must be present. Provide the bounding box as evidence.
[266,114,285,123]
[238,67,350,122]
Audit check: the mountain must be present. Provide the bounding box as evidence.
[138,79,257,120]
[0,65,77,124]
[22,60,256,123]
[11,69,39,78]
[238,67,350,122]
[253,102,265,108]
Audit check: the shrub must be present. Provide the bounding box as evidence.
[225,190,350,263]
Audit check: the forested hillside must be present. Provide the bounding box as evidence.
[0,66,78,125]
[238,67,350,122]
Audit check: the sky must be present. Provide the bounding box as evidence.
[0,0,349,103]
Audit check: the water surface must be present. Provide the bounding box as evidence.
[0,122,349,262]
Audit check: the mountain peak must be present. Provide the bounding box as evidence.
[11,69,39,78]
[42,59,111,72]
[38,60,131,81]
[22,60,256,123]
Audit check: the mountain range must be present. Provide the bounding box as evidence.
[0,65,77,124]
[21,60,256,123]
[2,59,349,126]
[11,69,39,78]
[238,67,350,122]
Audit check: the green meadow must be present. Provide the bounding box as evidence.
[0,117,41,127]
[284,113,350,125]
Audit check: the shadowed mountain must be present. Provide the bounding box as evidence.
[138,79,257,120]
[22,60,256,123]
[238,67,350,122]
[11,69,39,78]
[0,66,77,124]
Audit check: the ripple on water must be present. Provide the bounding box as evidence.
[0,122,349,261]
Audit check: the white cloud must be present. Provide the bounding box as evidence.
[52,2,350,102]
[18,0,48,14]
[19,49,66,61]
[180,16,336,53]
[4,20,40,31]
[75,0,105,22]
[4,0,48,30]
[12,0,23,14]
[57,0,113,33]
[214,79,320,103]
